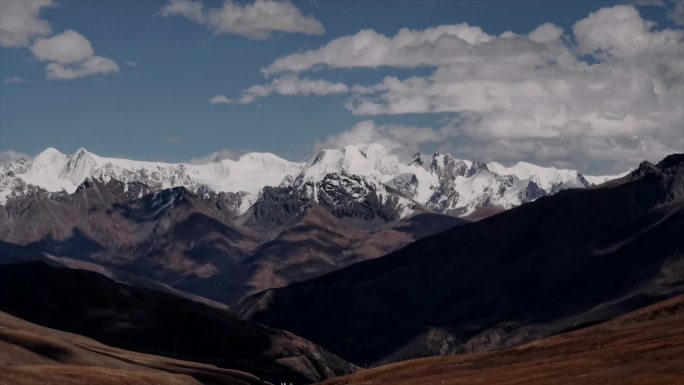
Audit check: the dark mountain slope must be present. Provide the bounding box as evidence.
[237,154,684,365]
[0,259,356,384]
[318,293,684,385]
[0,178,464,304]
[242,205,468,300]
[0,310,266,385]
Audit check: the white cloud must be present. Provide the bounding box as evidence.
[27,30,119,80]
[1,2,117,81]
[250,5,683,172]
[238,75,349,104]
[573,4,682,59]
[317,120,444,156]
[670,0,684,26]
[160,0,324,40]
[0,0,54,48]
[209,95,232,104]
[528,23,564,43]
[160,0,206,24]
[263,24,495,74]
[46,56,119,80]
[3,76,25,85]
[31,30,94,64]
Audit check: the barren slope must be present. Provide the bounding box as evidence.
[0,259,356,384]
[319,294,684,385]
[0,311,265,385]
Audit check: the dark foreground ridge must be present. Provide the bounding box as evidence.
[0,309,267,385]
[237,154,684,365]
[0,258,356,384]
[318,293,684,385]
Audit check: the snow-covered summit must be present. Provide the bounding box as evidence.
[297,144,436,203]
[0,144,627,217]
[293,144,627,217]
[0,147,304,207]
[487,161,589,193]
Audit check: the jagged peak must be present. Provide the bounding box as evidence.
[309,143,391,163]
[656,153,684,171]
[430,153,471,170]
[75,176,96,192]
[465,161,490,177]
[630,161,659,179]
[72,146,90,157]
[410,152,423,167]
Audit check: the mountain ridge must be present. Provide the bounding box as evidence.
[0,144,626,218]
[236,153,684,365]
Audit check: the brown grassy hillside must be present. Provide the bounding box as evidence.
[0,311,265,385]
[319,294,684,385]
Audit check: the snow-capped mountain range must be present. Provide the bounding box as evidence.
[0,144,628,218]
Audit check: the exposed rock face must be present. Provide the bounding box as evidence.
[249,172,419,227]
[248,185,311,227]
[312,173,414,222]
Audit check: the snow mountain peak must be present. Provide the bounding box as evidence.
[1,144,627,219]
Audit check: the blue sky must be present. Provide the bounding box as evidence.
[1,0,682,173]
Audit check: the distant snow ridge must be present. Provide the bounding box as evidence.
[0,145,625,217]
[0,147,304,210]
[583,171,632,185]
[294,144,600,217]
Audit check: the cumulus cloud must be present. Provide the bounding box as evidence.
[316,120,444,156]
[250,5,683,172]
[209,95,232,104]
[159,0,324,40]
[263,23,494,74]
[573,5,682,59]
[528,22,564,43]
[0,3,117,81]
[28,30,118,80]
[160,0,205,23]
[0,0,54,48]
[238,75,349,104]
[31,30,94,63]
[46,56,119,80]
